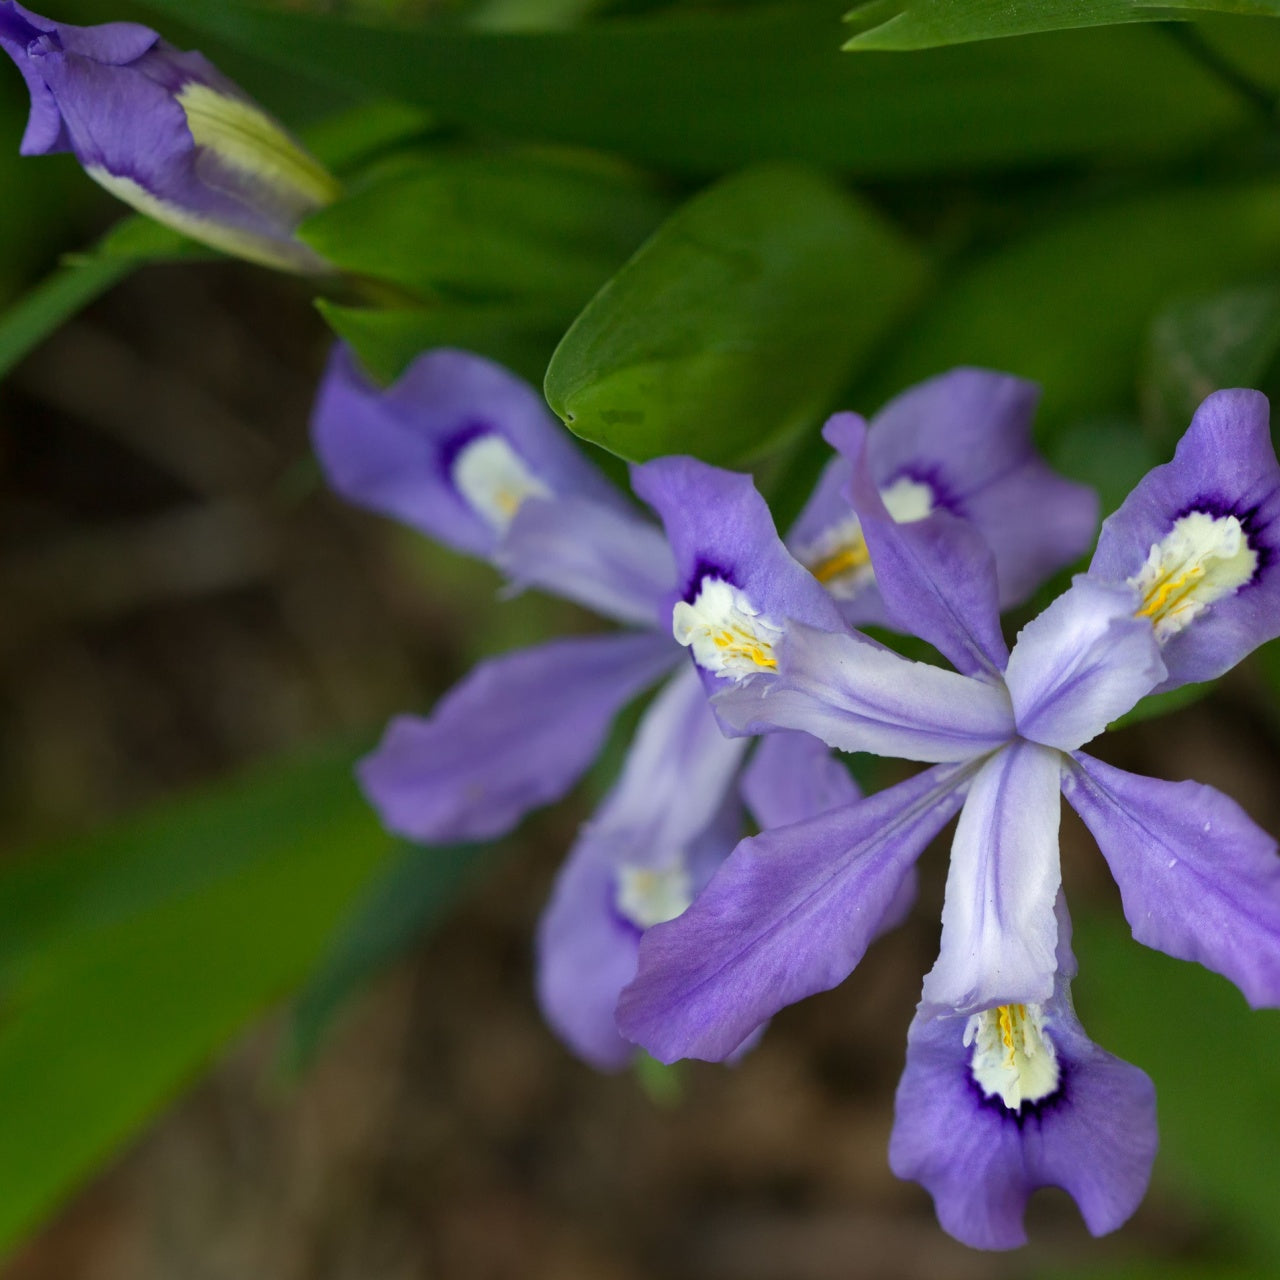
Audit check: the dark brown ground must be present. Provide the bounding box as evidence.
[0,260,1260,1280]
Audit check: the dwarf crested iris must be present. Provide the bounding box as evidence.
[311,349,1094,1069]
[0,2,339,272]
[616,387,1280,1246]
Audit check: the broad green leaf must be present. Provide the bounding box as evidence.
[134,0,1253,175]
[286,841,493,1072]
[860,181,1280,441]
[0,740,393,1256]
[1141,284,1280,443]
[545,164,926,464]
[843,0,1280,51]
[300,149,669,307]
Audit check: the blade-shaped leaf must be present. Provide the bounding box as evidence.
[545,163,926,465]
[0,740,394,1256]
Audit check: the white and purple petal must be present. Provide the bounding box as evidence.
[1089,389,1280,690]
[1064,752,1280,1008]
[922,741,1063,1014]
[713,621,1015,763]
[1004,577,1166,751]
[358,631,676,843]
[616,762,972,1063]
[740,730,862,831]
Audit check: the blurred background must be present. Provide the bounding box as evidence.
[3,2,1280,1277]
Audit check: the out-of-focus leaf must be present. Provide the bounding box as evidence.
[1141,284,1280,443]
[842,0,1280,52]
[287,841,492,1072]
[134,0,1253,175]
[861,181,1280,441]
[317,298,564,385]
[545,164,926,464]
[0,740,393,1256]
[300,149,669,306]
[1073,907,1280,1258]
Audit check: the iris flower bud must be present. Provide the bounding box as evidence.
[0,2,340,273]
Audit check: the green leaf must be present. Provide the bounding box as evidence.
[299,149,669,306]
[545,164,926,465]
[286,841,494,1072]
[0,740,393,1256]
[860,181,1280,441]
[134,0,1255,175]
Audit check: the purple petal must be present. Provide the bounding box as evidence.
[713,621,1014,763]
[359,631,676,843]
[498,495,675,627]
[740,730,862,831]
[922,741,1063,1014]
[867,369,1098,608]
[889,1000,1157,1250]
[1064,752,1280,1007]
[1089,389,1280,690]
[537,667,747,1069]
[616,763,970,1063]
[829,412,1008,678]
[1005,577,1166,751]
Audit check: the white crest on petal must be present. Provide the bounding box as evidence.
[672,576,783,681]
[452,434,552,532]
[1129,510,1258,641]
[964,1002,1059,1111]
[615,857,693,929]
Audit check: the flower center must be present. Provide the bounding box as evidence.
[1129,510,1258,641]
[672,576,783,680]
[452,434,551,532]
[965,1002,1059,1111]
[797,476,935,600]
[615,859,693,929]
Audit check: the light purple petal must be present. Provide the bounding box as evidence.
[498,495,675,627]
[1089,389,1280,690]
[1064,752,1280,1007]
[922,741,1063,1014]
[631,456,845,634]
[312,344,623,560]
[713,621,1014,763]
[358,631,676,843]
[616,763,971,1063]
[537,667,747,1070]
[740,730,862,831]
[889,1001,1157,1250]
[866,368,1098,607]
[1004,577,1166,751]
[829,412,1008,678]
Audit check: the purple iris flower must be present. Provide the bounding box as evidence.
[0,2,339,272]
[616,388,1280,1242]
[312,350,1095,1069]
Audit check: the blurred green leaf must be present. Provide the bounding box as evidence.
[545,164,926,464]
[135,0,1253,175]
[1141,284,1280,442]
[287,841,493,1072]
[300,149,669,306]
[842,0,1280,52]
[0,740,393,1256]
[862,181,1280,440]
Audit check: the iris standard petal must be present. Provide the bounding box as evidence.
[311,345,622,560]
[536,668,747,1069]
[740,730,862,831]
[358,631,676,843]
[499,494,676,627]
[713,621,1015,763]
[1064,752,1280,1007]
[830,412,1008,678]
[1004,577,1166,751]
[1089,388,1280,691]
[616,762,971,1063]
[922,741,1063,1014]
